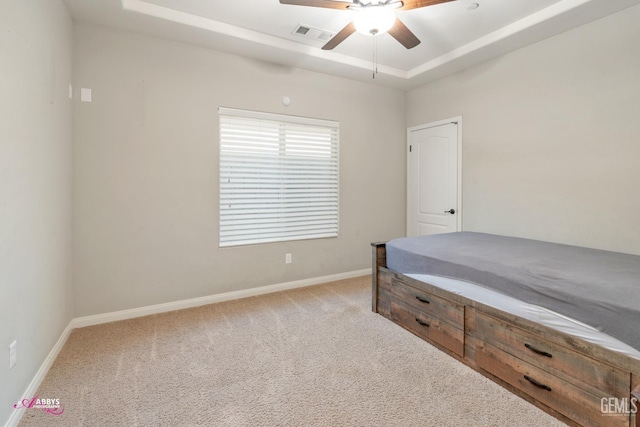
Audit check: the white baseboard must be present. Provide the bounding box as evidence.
[3,268,370,427]
[4,322,75,427]
[72,268,371,329]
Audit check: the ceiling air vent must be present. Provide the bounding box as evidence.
[292,24,334,42]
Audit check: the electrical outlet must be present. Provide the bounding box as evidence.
[9,341,16,370]
[285,253,292,264]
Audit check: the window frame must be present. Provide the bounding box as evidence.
[218,107,340,248]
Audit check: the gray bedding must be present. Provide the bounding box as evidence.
[386,232,640,351]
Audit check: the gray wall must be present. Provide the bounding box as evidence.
[0,0,73,424]
[407,5,640,255]
[73,24,406,317]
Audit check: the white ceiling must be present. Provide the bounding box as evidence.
[63,0,640,89]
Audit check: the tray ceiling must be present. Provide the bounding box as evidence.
[63,0,640,89]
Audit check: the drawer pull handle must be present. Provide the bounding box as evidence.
[525,343,553,358]
[524,375,552,392]
[415,318,430,327]
[415,296,430,304]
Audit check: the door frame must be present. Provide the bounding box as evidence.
[407,116,463,236]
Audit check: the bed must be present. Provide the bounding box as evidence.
[371,232,640,427]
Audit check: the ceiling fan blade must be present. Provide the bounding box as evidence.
[398,0,455,11]
[388,17,420,49]
[279,0,352,10]
[322,21,356,50]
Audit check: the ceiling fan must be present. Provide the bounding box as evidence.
[279,0,455,50]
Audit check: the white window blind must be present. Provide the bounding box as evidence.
[219,107,339,247]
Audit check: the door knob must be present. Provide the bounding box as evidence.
[444,209,456,214]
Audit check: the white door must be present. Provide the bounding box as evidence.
[407,120,460,237]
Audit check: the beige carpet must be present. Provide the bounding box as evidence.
[18,276,565,426]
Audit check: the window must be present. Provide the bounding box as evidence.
[219,107,339,247]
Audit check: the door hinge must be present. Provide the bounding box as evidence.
[409,145,412,152]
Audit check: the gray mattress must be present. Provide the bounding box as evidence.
[386,232,640,352]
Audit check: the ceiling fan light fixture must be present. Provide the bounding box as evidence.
[354,7,396,36]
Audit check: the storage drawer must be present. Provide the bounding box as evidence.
[388,278,464,329]
[476,312,629,398]
[477,342,629,427]
[390,300,464,356]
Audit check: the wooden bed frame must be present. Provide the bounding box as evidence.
[372,242,640,427]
